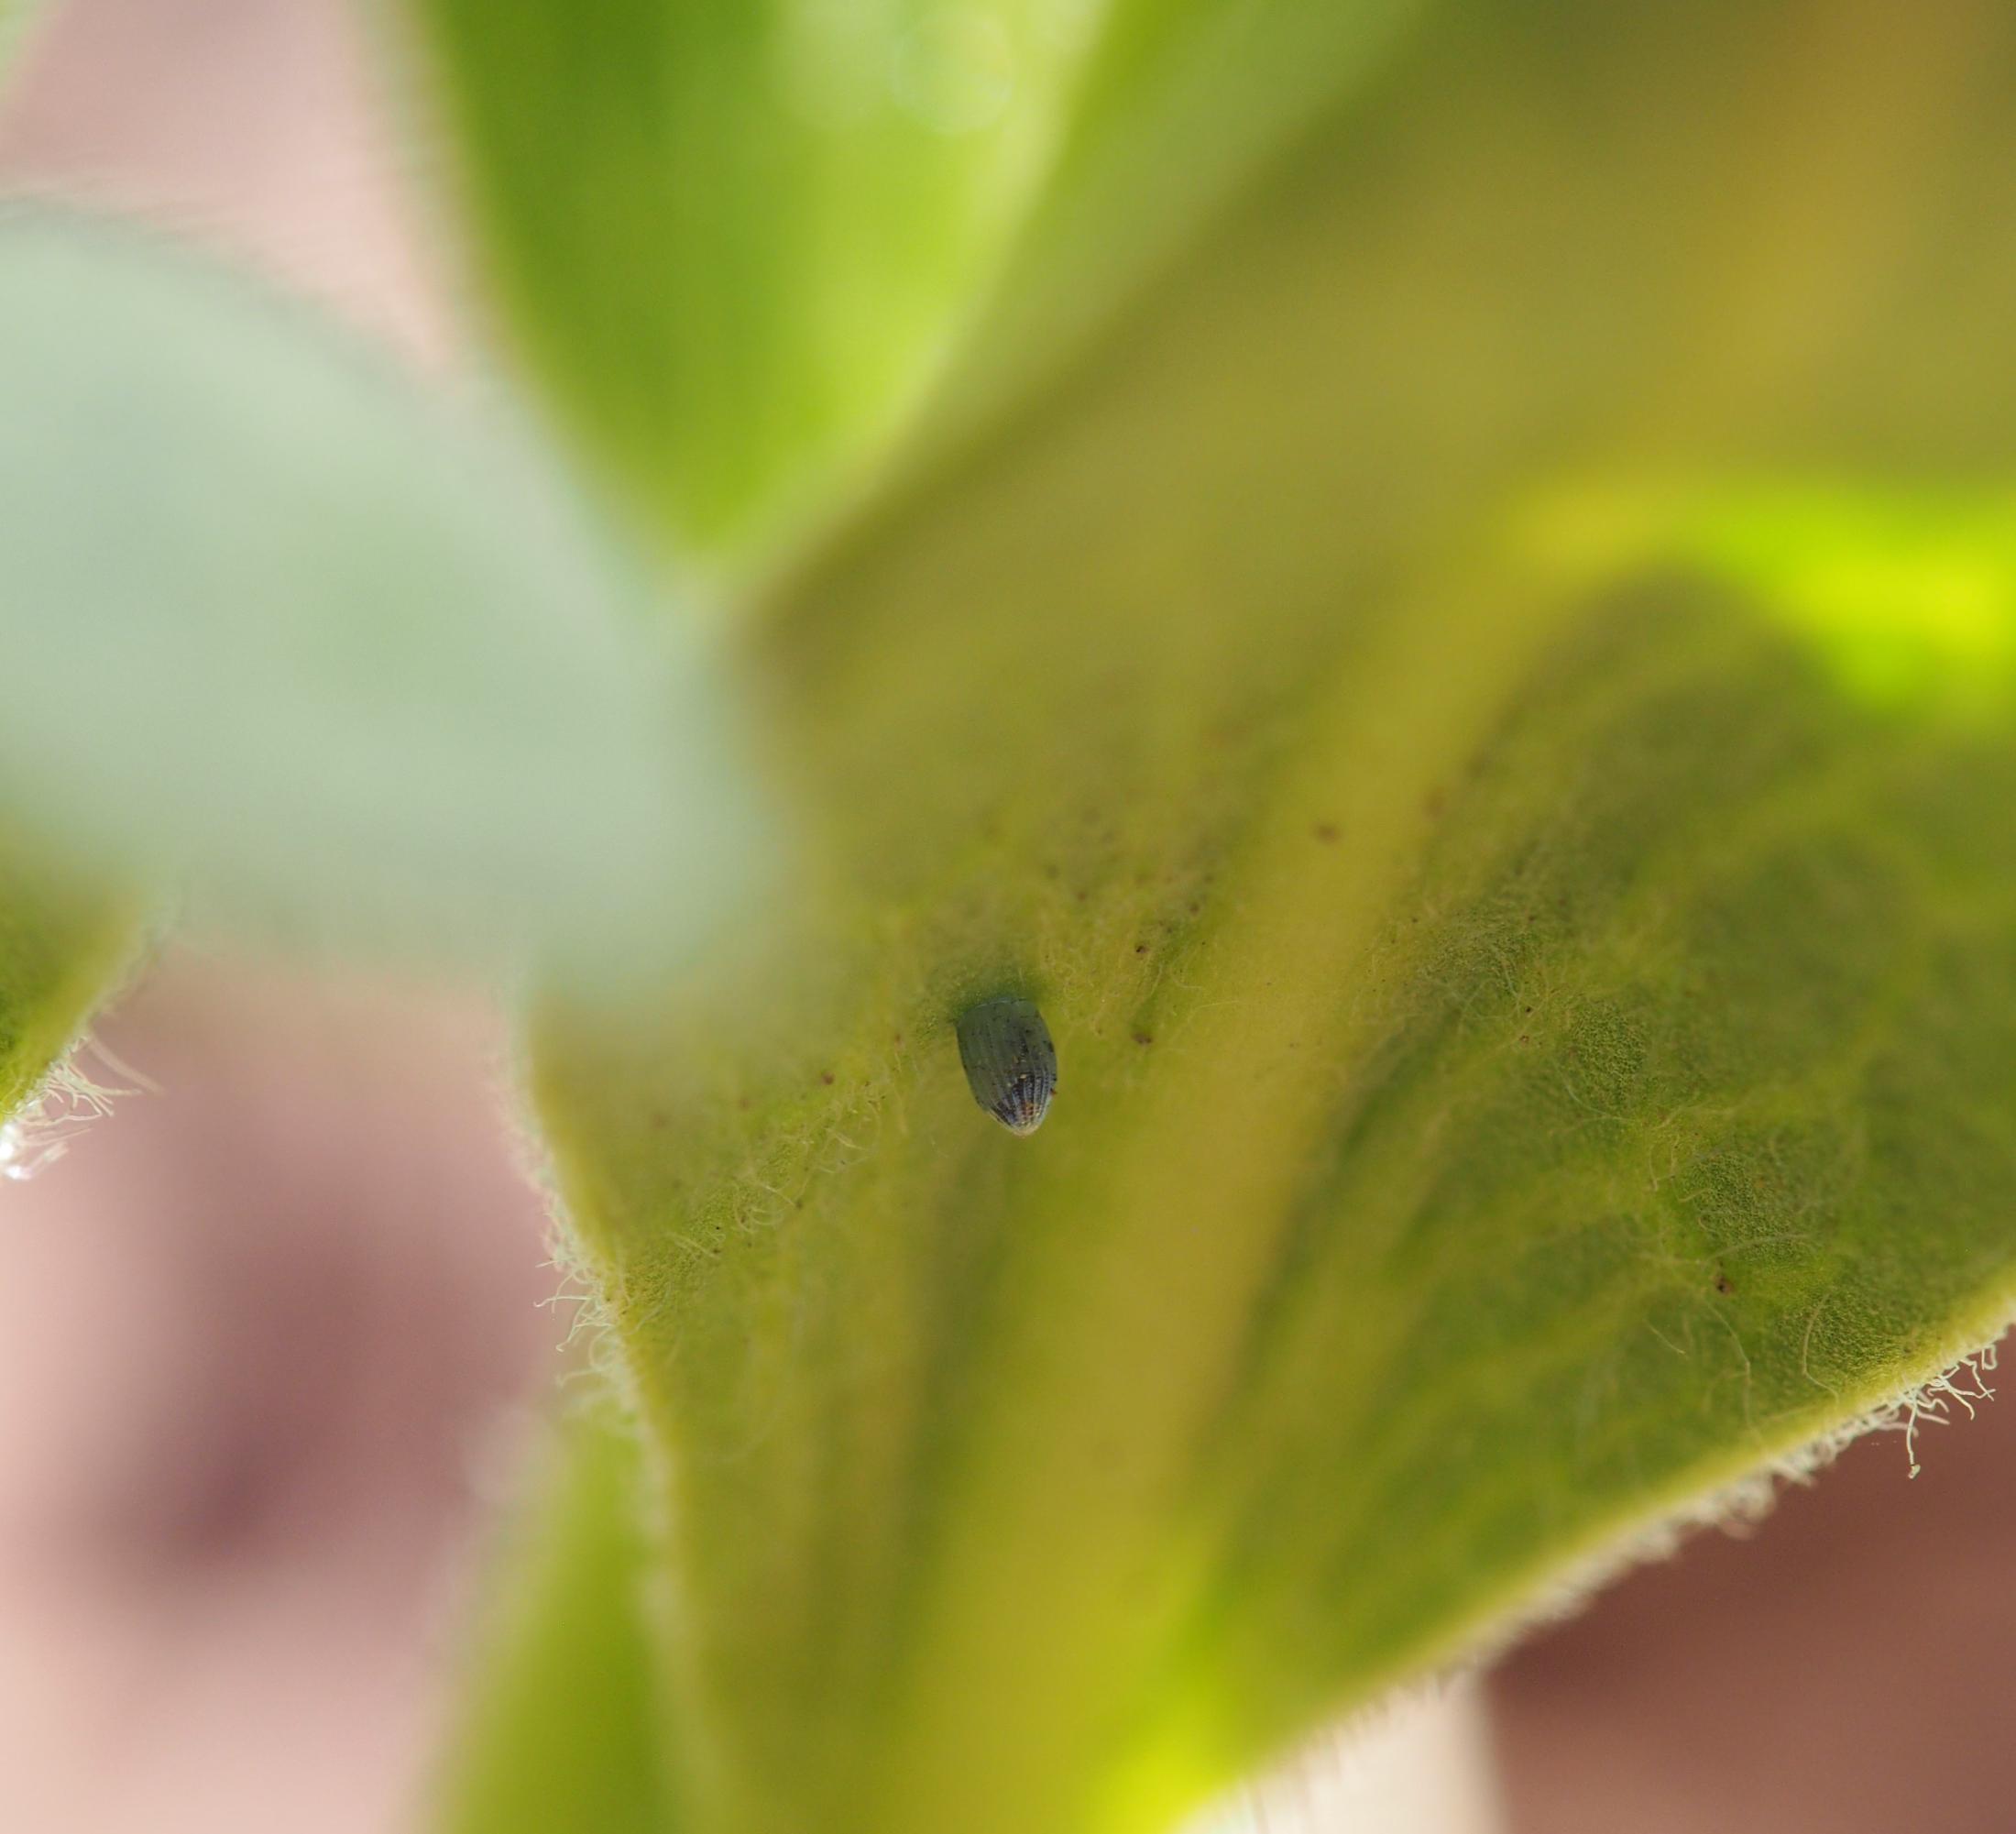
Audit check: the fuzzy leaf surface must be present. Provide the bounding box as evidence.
[0,837,138,1127]
[508,3,2016,1832]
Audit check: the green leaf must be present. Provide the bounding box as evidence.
[0,835,139,1125]
[911,0,1424,458]
[435,1413,677,1834]
[0,208,763,974]
[509,2,2016,1831]
[533,578,2016,1834]
[402,0,1419,563]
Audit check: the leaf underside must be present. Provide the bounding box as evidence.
[537,585,2016,1834]
[448,1,2016,1831]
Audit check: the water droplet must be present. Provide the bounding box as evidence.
[957,995,1057,1136]
[890,8,1016,136]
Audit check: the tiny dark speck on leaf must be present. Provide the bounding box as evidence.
[1715,1272,1735,1296]
[1134,943,1149,955]
[1314,822,1340,843]
[1133,1032,1154,1047]
[820,1071,835,1085]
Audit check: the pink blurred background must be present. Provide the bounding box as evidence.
[3,5,2014,1831]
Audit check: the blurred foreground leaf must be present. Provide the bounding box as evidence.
[0,210,762,974]
[462,2,2016,1831]
[407,0,1419,564]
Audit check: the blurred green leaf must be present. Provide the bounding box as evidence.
[436,1413,676,1834]
[0,209,763,975]
[0,1,44,82]
[0,64,154,1168]
[404,0,1419,564]
[513,2,2016,1829]
[1529,478,2016,717]
[912,0,1424,458]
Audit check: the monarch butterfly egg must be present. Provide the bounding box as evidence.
[956,996,1057,1137]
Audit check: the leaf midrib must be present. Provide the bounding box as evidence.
[868,562,1589,1832]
